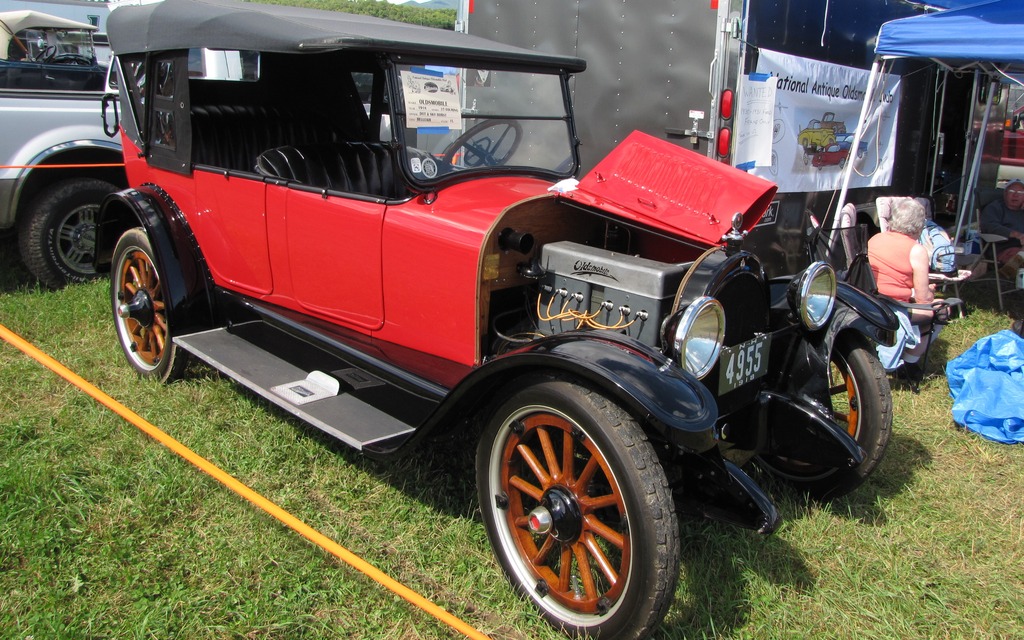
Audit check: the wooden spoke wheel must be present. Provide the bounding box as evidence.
[830,347,863,438]
[477,375,678,640]
[111,228,187,381]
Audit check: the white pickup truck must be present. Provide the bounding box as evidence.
[1,9,123,287]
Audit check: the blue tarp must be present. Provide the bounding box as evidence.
[876,0,1024,68]
[946,330,1024,444]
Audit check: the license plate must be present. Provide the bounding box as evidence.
[718,334,770,394]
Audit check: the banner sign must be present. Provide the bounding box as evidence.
[739,49,901,194]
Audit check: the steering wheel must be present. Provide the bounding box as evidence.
[52,54,94,66]
[35,44,57,62]
[441,119,523,167]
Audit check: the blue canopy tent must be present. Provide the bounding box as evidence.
[834,0,1024,244]
[877,0,1024,66]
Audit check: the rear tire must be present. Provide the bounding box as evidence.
[111,228,189,382]
[18,177,116,288]
[476,374,679,639]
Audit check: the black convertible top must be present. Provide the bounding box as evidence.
[107,0,586,72]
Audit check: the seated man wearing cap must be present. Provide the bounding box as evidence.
[981,178,1024,279]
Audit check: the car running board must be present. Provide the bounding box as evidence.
[175,327,416,451]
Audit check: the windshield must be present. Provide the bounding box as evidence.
[394,63,576,185]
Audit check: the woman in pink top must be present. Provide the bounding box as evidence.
[867,199,936,376]
[868,199,935,317]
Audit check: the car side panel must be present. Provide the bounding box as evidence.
[379,178,552,365]
[276,187,385,330]
[378,201,487,365]
[193,171,273,295]
[124,140,275,298]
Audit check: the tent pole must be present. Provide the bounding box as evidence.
[831,57,880,245]
[957,70,981,215]
[953,73,997,244]
[951,71,980,243]
[928,68,947,199]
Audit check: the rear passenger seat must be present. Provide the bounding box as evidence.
[190,105,345,172]
[255,143,407,200]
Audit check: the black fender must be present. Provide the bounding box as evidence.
[766,277,896,411]
[759,389,864,467]
[806,282,897,407]
[768,277,897,347]
[95,185,215,335]
[830,281,898,347]
[434,331,719,454]
[677,452,781,534]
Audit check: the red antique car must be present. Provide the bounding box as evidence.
[811,143,851,168]
[97,1,896,637]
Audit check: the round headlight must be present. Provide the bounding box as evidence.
[790,261,836,331]
[670,296,725,379]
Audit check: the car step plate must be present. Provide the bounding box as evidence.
[175,328,415,450]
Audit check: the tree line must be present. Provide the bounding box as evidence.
[248,0,457,29]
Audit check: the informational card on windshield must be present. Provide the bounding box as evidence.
[718,334,770,394]
[400,67,462,130]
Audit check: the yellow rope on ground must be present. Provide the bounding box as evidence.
[0,322,491,640]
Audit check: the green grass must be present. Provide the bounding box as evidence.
[2,234,1023,639]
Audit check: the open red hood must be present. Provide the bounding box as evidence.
[567,131,778,246]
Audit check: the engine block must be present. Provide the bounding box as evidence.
[538,241,690,347]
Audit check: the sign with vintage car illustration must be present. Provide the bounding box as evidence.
[750,49,902,193]
[97,1,898,637]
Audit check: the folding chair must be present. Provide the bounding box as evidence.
[969,186,1022,310]
[812,202,875,280]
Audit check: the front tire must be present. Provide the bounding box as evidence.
[476,375,679,639]
[18,177,116,288]
[761,335,892,500]
[111,228,188,382]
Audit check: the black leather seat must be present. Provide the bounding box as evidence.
[190,105,344,171]
[255,143,406,199]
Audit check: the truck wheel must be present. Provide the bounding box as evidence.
[760,335,892,500]
[111,228,189,382]
[18,177,116,288]
[476,375,679,640]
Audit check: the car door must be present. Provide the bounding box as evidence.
[267,185,385,331]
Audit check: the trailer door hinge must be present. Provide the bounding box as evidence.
[722,17,741,38]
